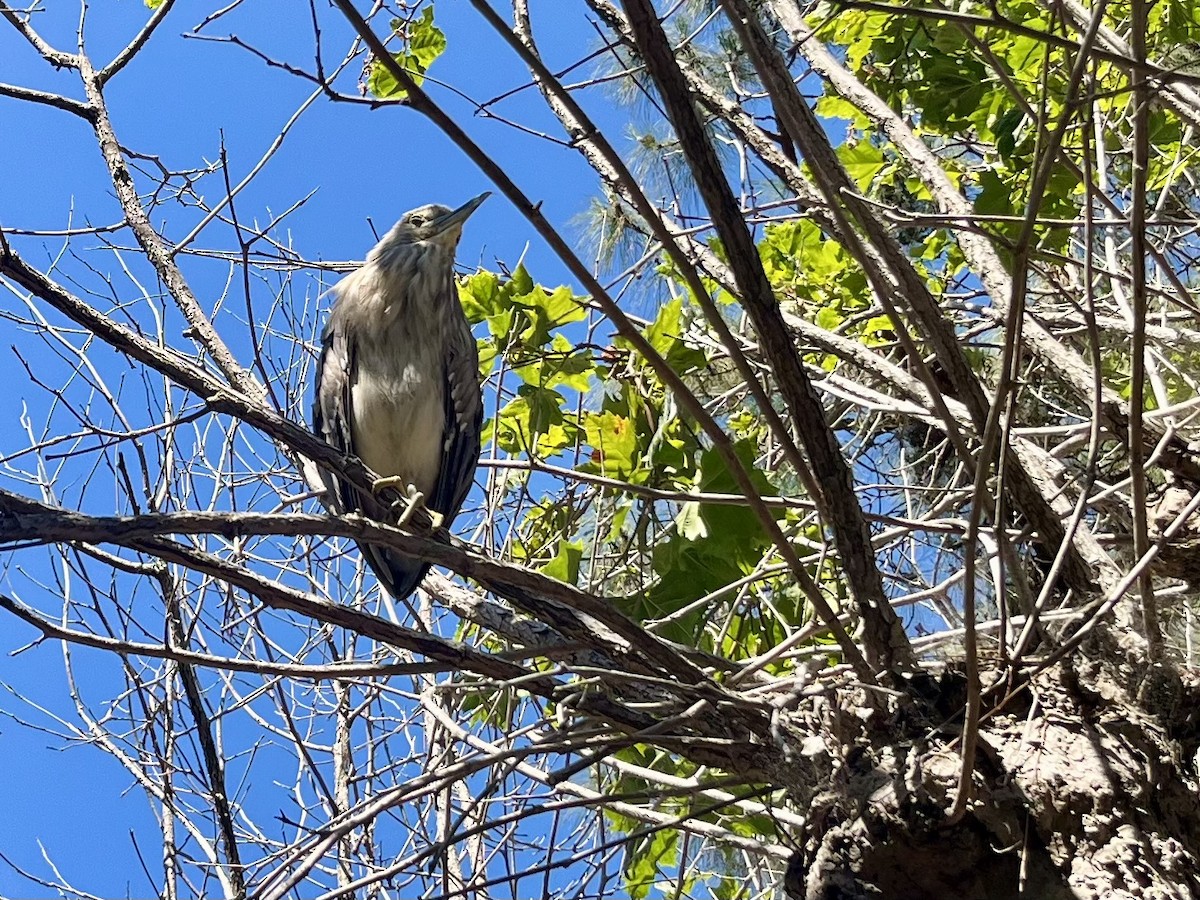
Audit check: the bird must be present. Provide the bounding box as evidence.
[312,193,488,603]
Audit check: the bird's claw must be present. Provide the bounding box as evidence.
[395,493,425,526]
[372,477,427,527]
[371,475,409,494]
[396,485,425,527]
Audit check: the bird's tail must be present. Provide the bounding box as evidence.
[319,471,433,607]
[361,543,432,612]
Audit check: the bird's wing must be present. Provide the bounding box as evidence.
[429,311,483,521]
[313,306,431,603]
[312,313,359,515]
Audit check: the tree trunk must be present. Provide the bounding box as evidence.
[781,657,1200,899]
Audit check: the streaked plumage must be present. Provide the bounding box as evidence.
[313,194,487,602]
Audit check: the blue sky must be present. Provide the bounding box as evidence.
[0,2,637,893]
[1,1,611,275]
[0,3,958,894]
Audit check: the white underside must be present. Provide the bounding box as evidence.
[351,363,444,498]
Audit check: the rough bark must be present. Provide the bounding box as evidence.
[774,659,1200,899]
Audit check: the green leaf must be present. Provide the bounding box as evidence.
[519,384,563,439]
[583,411,638,478]
[761,220,843,283]
[624,827,677,900]
[645,298,707,374]
[974,169,1015,218]
[514,333,595,392]
[993,107,1023,159]
[459,271,500,324]
[510,263,534,296]
[540,539,583,585]
[367,7,446,100]
[863,315,895,342]
[815,93,869,128]
[408,6,447,71]
[491,386,565,454]
[815,305,842,331]
[623,442,786,642]
[518,283,586,346]
[477,337,497,378]
[838,141,887,191]
[368,53,419,100]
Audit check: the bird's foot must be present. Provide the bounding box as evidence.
[371,475,410,494]
[395,486,426,527]
[397,494,443,530]
[372,477,427,526]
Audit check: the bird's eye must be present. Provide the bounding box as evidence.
[409,215,426,227]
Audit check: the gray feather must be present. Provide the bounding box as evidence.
[312,197,486,603]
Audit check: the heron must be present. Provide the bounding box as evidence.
[312,193,488,603]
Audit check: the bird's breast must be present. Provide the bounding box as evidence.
[350,346,445,500]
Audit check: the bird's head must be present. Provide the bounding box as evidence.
[382,193,491,253]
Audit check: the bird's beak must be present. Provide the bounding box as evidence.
[431,192,491,235]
